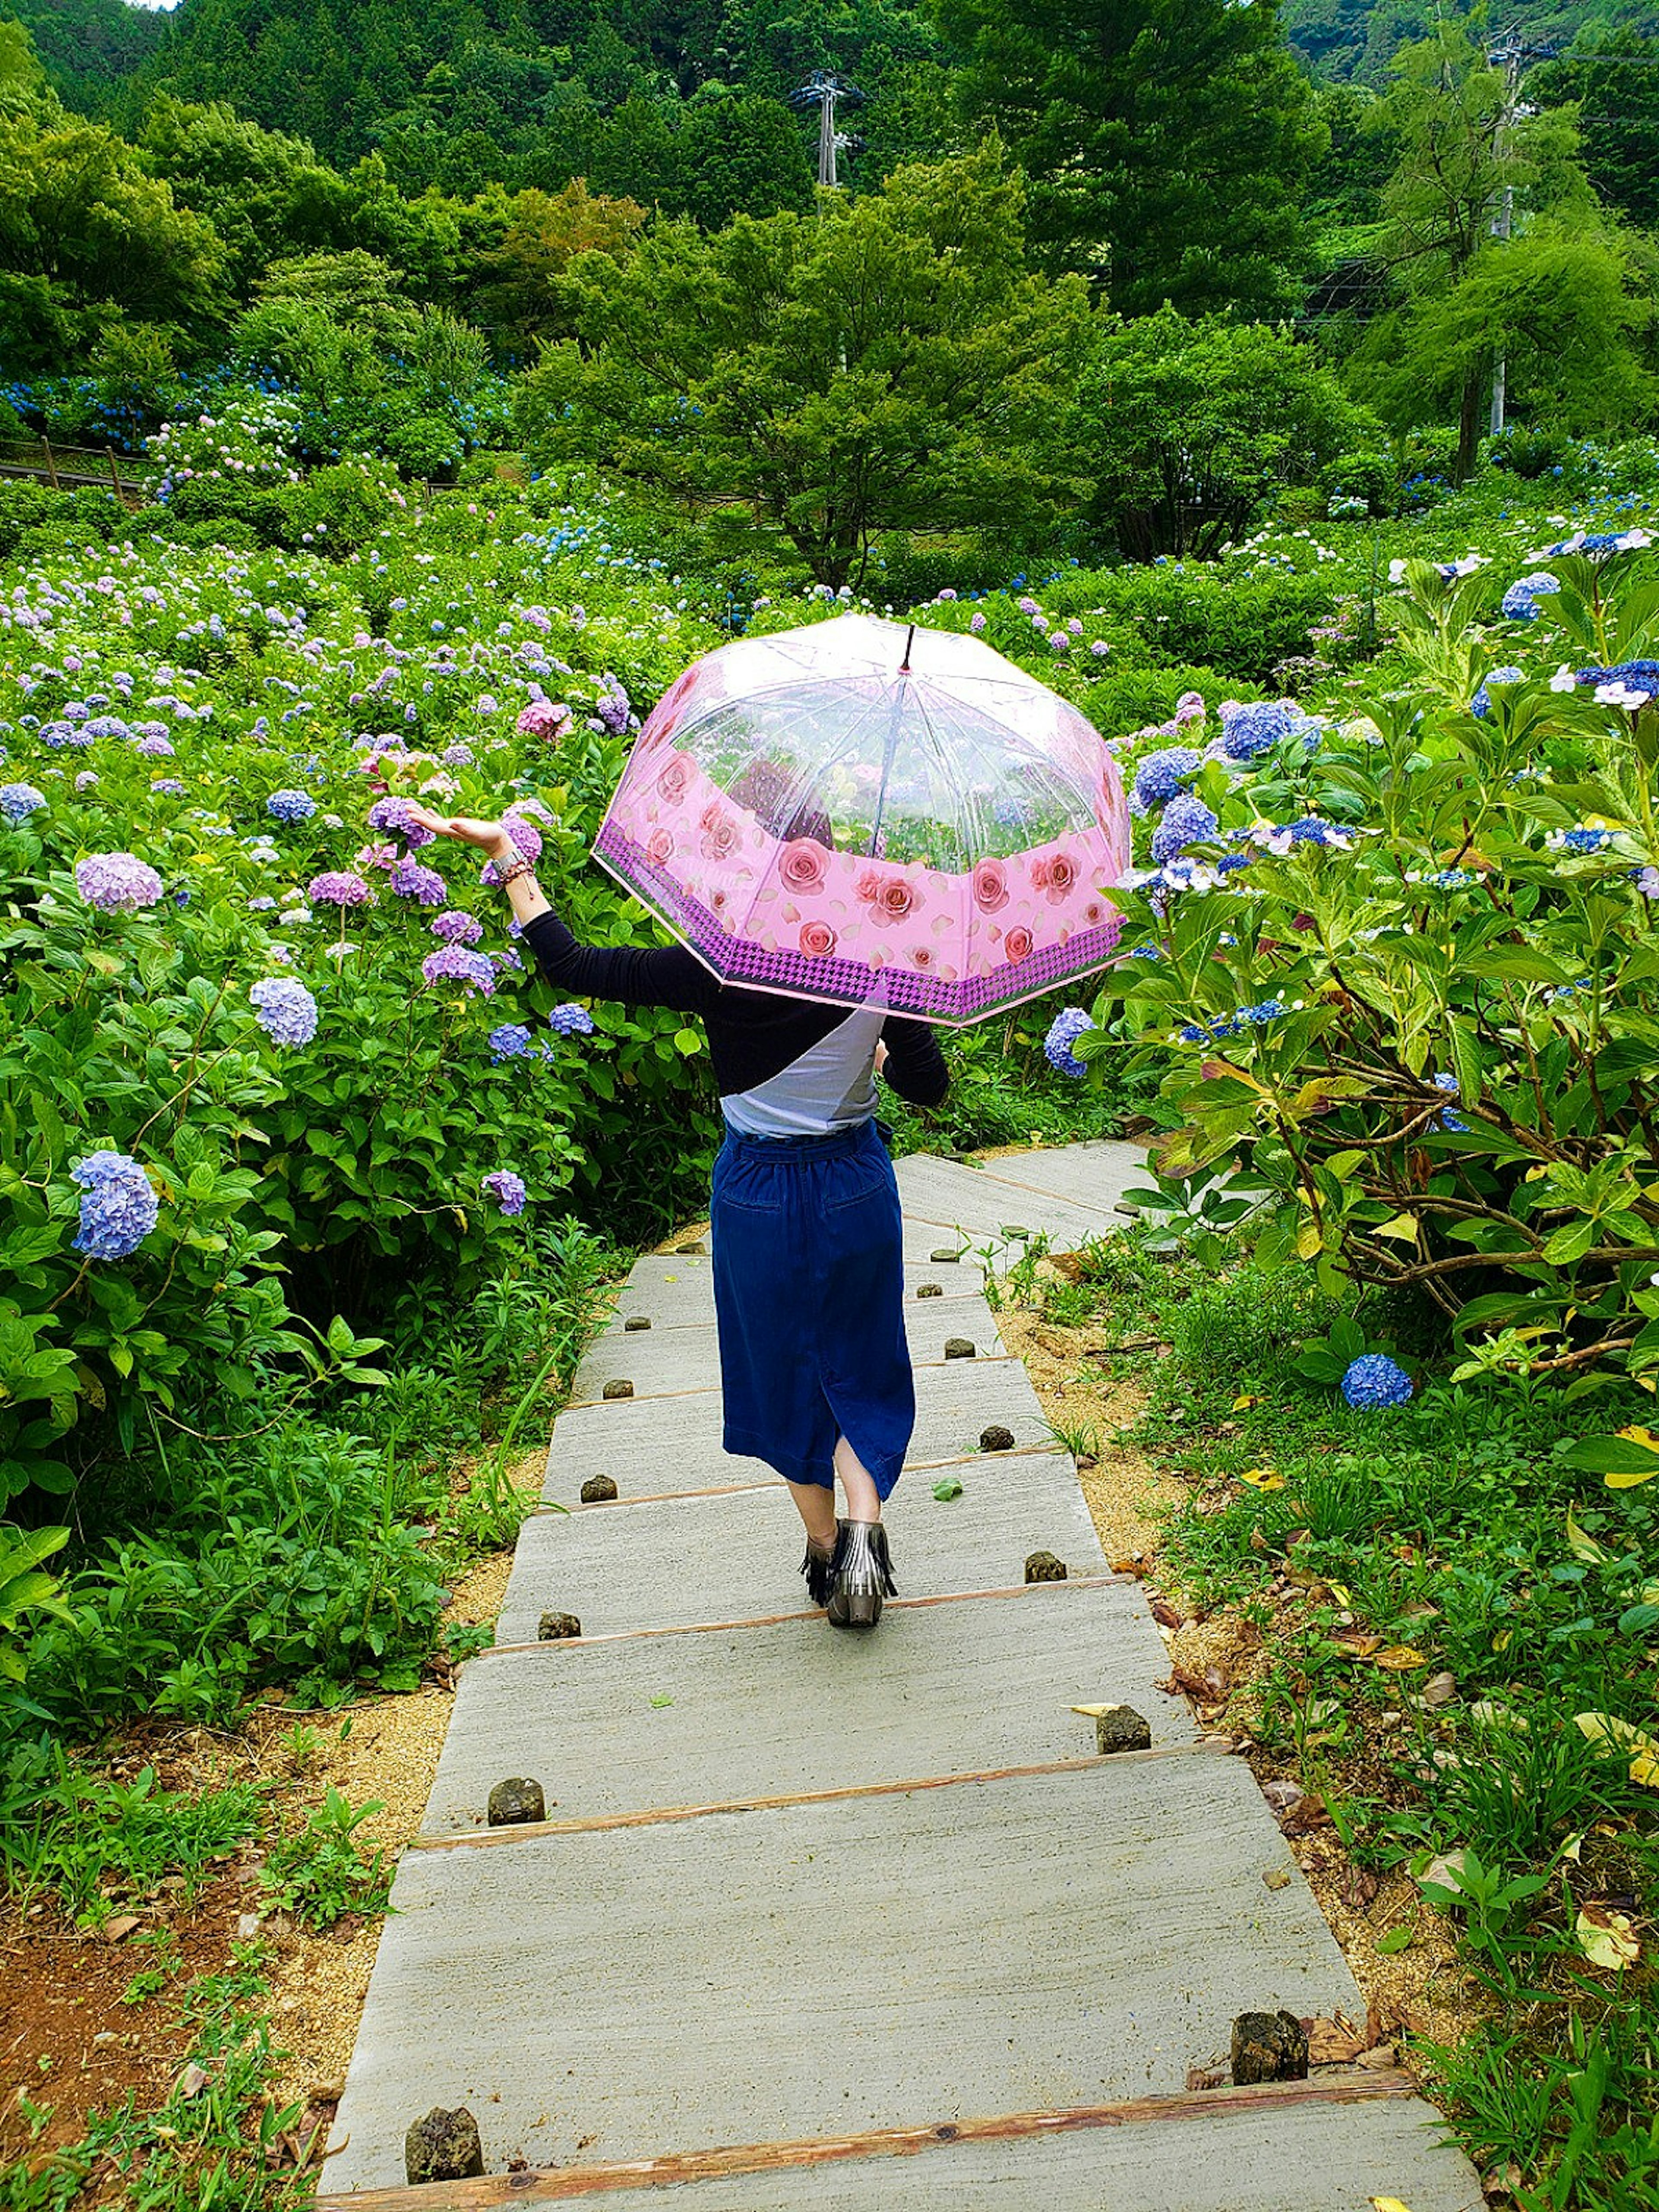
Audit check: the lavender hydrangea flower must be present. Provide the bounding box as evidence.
[250,977,319,1046]
[1131,747,1202,808]
[134,734,175,758]
[1218,701,1294,762]
[421,945,496,995]
[1044,1007,1096,1077]
[431,909,483,945]
[392,858,448,905]
[151,779,185,797]
[1151,794,1218,865]
[482,1170,527,1216]
[489,1023,535,1062]
[76,852,165,912]
[0,783,47,824]
[82,715,129,741]
[1341,1353,1413,1409]
[266,788,316,824]
[42,721,91,750]
[306,871,374,908]
[480,815,543,887]
[548,1002,595,1035]
[71,1151,159,1261]
[594,683,631,735]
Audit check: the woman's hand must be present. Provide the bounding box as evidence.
[406,804,514,861]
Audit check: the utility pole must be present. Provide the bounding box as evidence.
[787,70,864,191]
[1488,35,1521,439]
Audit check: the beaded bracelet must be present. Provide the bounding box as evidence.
[495,851,536,889]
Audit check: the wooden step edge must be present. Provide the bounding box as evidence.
[531,1442,1071,1515]
[315,2068,1418,2209]
[475,1573,1125,1659]
[407,1742,1226,1853]
[565,1352,1018,1411]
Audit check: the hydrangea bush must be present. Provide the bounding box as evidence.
[0,486,726,1503]
[1086,546,1659,1385]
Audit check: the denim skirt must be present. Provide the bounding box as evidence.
[709,1118,913,1497]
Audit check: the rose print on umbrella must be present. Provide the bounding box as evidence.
[596,613,1129,1024]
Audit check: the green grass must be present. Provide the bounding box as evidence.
[1032,1234,1659,2209]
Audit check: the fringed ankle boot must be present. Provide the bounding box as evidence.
[826,1519,897,1630]
[801,1527,840,1608]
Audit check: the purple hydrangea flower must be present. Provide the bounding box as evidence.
[970,612,987,634]
[431,909,483,945]
[1341,1354,1413,1409]
[82,716,129,741]
[71,1150,159,1261]
[266,788,316,824]
[489,1023,536,1062]
[134,734,175,758]
[1132,748,1201,809]
[76,852,165,912]
[1151,794,1218,865]
[1044,1007,1095,1078]
[422,945,496,995]
[548,1002,595,1036]
[307,871,374,908]
[366,795,436,849]
[392,859,448,905]
[42,721,91,750]
[482,1170,527,1216]
[250,977,319,1046]
[594,683,631,735]
[0,783,47,824]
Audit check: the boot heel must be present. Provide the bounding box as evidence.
[826,1520,896,1631]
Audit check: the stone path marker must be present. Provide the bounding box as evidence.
[321,1146,1483,2211]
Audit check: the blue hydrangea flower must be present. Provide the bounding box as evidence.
[265,788,316,824]
[70,1151,159,1262]
[1131,747,1202,808]
[548,1002,595,1035]
[1044,1007,1096,1077]
[1500,572,1560,620]
[0,782,47,824]
[1341,1353,1413,1409]
[1471,667,1524,719]
[249,977,320,1047]
[1574,661,1659,700]
[1219,701,1294,762]
[1431,1070,1467,1132]
[1151,794,1218,866]
[483,1170,527,1217]
[489,1023,536,1062]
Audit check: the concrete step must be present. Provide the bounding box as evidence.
[542,1356,1054,1506]
[574,1298,1008,1404]
[323,1758,1369,2190]
[894,1153,1141,1258]
[495,1466,1109,1643]
[963,1141,1151,1221]
[421,1577,1186,1834]
[318,2075,1482,2212]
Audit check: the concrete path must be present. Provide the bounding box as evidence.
[321,1146,1482,2211]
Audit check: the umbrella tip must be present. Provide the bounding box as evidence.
[899,623,915,674]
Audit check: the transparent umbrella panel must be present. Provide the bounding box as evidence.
[593,615,1130,1026]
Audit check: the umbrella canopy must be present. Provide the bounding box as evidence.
[592,613,1130,1026]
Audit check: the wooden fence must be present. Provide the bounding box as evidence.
[0,437,149,507]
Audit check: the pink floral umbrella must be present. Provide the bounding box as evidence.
[593,613,1130,1026]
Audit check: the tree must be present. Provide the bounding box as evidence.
[137,97,356,296]
[1074,308,1377,558]
[474,179,648,346]
[1349,22,1651,476]
[937,0,1324,316]
[1534,30,1659,235]
[518,144,1091,587]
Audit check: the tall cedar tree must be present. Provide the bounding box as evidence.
[938,0,1324,315]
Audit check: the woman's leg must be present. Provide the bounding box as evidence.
[832,1435,881,1524]
[785,1476,838,1549]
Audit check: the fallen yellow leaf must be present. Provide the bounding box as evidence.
[1493,1628,1513,1652]
[1238,1468,1287,1491]
[1577,1905,1640,1972]
[1070,1703,1125,1718]
[1371,2199,1417,2212]
[1576,1710,1659,1788]
[1232,1392,1262,1411]
[1373,1646,1427,1671]
[1566,1503,1609,1565]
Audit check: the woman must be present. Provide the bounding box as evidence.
[409,804,950,1629]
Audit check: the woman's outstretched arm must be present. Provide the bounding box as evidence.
[407,805,720,1016]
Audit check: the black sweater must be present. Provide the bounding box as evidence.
[521,909,951,1109]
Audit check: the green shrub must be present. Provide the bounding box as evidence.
[1318,449,1396,515]
[1092,547,1659,1387]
